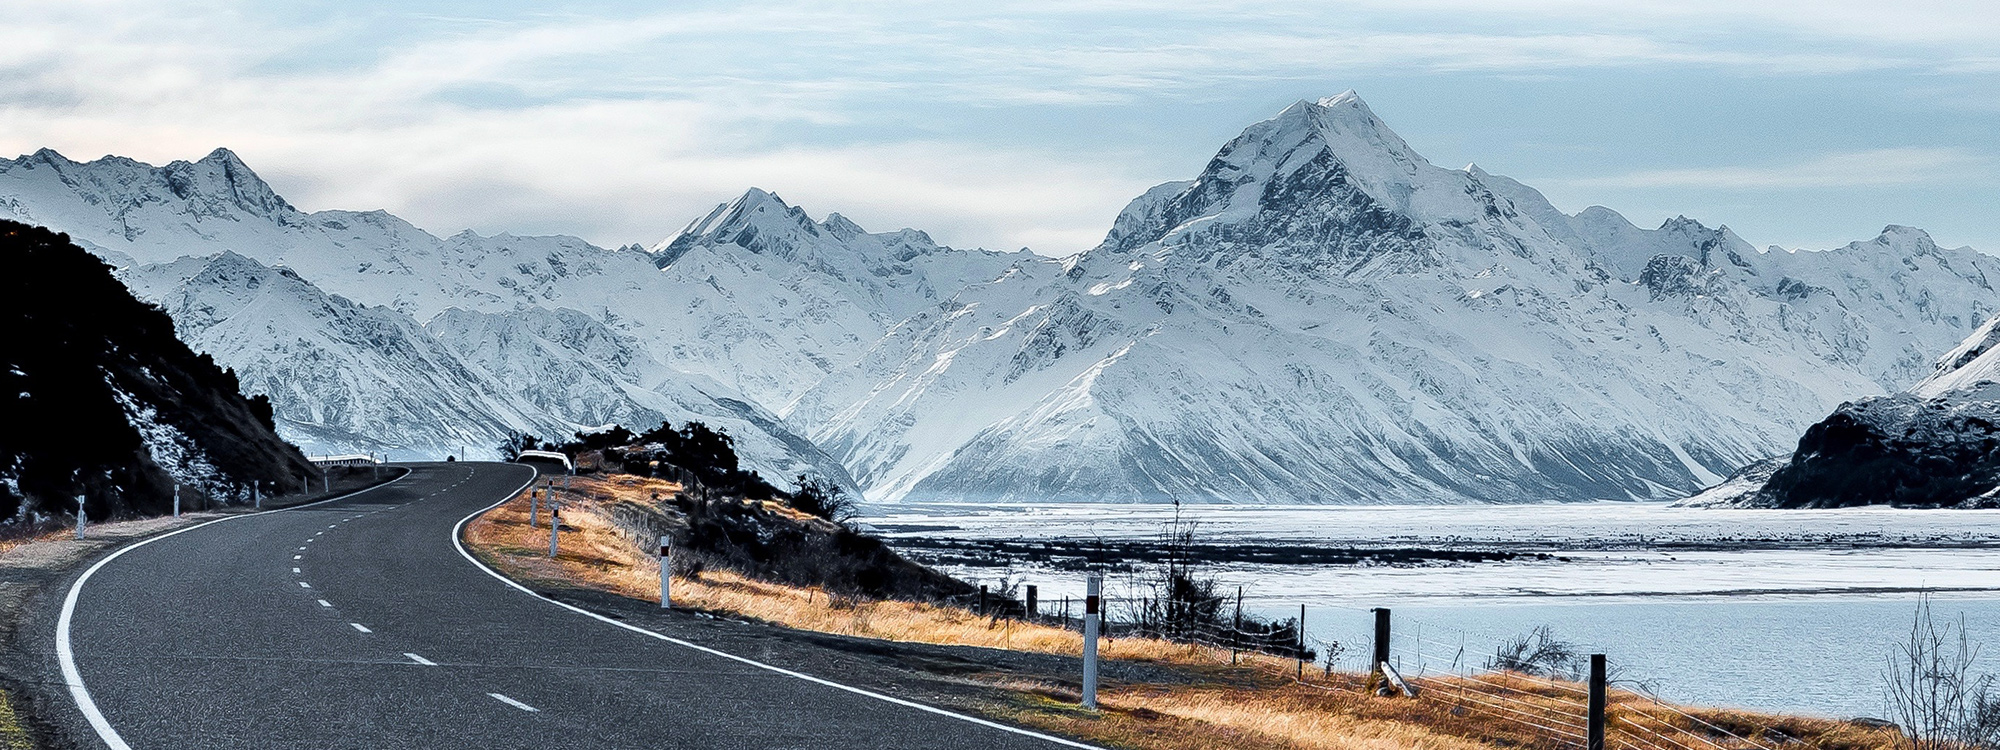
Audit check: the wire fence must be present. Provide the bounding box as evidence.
[933,574,1782,750]
[529,477,1787,750]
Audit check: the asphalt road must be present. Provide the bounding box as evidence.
[52,462,1087,749]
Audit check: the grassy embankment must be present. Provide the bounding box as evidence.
[464,473,1901,750]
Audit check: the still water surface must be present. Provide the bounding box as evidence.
[868,502,2000,717]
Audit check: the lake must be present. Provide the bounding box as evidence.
[862,502,2000,718]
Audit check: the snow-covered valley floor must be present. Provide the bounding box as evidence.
[866,502,2000,718]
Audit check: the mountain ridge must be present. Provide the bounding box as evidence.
[6,91,1994,503]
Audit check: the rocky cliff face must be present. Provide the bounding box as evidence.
[0,221,314,521]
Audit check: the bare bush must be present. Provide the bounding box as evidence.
[1887,596,2000,750]
[1489,625,1584,680]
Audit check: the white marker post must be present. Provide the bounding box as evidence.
[547,503,560,558]
[659,535,673,608]
[1082,573,1102,710]
[74,495,86,540]
[172,484,180,518]
[528,489,540,528]
[254,480,262,510]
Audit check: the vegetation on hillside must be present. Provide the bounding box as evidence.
[0,221,315,522]
[501,420,844,518]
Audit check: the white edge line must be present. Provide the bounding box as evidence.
[487,692,538,712]
[450,466,1104,750]
[350,623,371,633]
[404,652,437,666]
[58,470,412,750]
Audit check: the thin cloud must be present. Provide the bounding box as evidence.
[0,0,1995,255]
[1561,148,1987,189]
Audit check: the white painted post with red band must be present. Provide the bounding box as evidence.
[529,488,540,528]
[659,535,672,608]
[1082,573,1101,710]
[74,495,86,540]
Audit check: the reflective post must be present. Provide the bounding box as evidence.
[172,483,180,518]
[1082,573,1102,710]
[548,503,560,558]
[74,495,86,539]
[659,535,672,608]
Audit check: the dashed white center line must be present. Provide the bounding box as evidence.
[298,582,311,588]
[317,599,332,607]
[297,547,306,551]
[488,693,538,712]
[292,567,300,574]
[404,653,437,666]
[328,525,337,529]
[350,623,372,633]
[293,555,302,560]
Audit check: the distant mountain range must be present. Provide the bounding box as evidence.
[3,91,1993,503]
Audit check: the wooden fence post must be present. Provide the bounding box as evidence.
[1589,654,1607,750]
[1232,586,1243,665]
[1298,603,1307,679]
[1371,608,1392,694]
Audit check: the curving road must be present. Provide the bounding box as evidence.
[48,462,1087,749]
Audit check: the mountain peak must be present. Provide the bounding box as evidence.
[198,147,246,166]
[160,147,293,218]
[1315,89,1370,113]
[652,187,827,267]
[1091,90,1445,256]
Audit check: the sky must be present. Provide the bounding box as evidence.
[1,1,1996,256]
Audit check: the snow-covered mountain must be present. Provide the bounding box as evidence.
[0,148,1007,487]
[1681,313,2000,508]
[109,250,856,484]
[644,188,1037,407]
[6,91,1995,504]
[791,93,1998,503]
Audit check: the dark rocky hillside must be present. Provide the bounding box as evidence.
[0,220,315,522]
[1750,395,2000,508]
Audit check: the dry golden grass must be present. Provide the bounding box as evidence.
[466,474,1258,666]
[465,474,1905,750]
[0,525,72,556]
